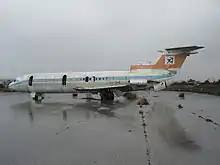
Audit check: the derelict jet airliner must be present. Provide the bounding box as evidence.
[8,46,204,104]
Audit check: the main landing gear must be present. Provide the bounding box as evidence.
[99,89,114,104]
[31,92,45,104]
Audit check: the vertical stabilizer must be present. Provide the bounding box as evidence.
[130,46,204,73]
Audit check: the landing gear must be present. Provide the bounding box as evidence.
[123,92,137,100]
[31,92,45,104]
[100,89,114,104]
[85,93,92,102]
[72,93,78,98]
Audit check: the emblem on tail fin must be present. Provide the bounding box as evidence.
[165,56,175,65]
[130,45,204,70]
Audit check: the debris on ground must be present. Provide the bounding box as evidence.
[137,97,149,106]
[190,114,220,127]
[56,124,70,135]
[139,110,144,115]
[178,93,185,99]
[65,124,70,129]
[128,129,136,132]
[190,112,220,130]
[124,92,137,100]
[137,106,152,165]
[177,104,183,109]
[152,95,159,97]
[142,123,147,127]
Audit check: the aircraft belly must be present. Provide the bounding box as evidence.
[62,84,74,93]
[46,83,62,93]
[30,83,45,93]
[46,82,72,93]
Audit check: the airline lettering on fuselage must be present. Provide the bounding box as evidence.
[110,81,120,85]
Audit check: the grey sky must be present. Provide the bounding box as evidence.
[0,0,219,80]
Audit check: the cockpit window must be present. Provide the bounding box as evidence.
[15,77,22,82]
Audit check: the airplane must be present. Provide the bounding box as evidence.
[8,45,204,104]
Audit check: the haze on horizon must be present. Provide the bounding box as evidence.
[0,0,220,81]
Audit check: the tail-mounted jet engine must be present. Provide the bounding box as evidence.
[129,79,148,85]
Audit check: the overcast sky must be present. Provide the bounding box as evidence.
[0,0,219,80]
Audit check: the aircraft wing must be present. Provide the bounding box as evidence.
[74,84,128,91]
[147,80,160,84]
[74,79,175,93]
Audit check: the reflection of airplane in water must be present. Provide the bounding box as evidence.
[10,98,134,125]
[9,46,204,104]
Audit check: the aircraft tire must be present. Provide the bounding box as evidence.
[32,93,44,104]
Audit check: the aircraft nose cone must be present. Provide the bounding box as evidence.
[8,82,15,90]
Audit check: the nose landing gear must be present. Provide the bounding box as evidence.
[31,92,45,104]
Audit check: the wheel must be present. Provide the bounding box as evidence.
[72,93,78,98]
[32,93,44,104]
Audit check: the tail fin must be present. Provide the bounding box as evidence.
[130,46,204,73]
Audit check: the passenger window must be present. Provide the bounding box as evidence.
[85,76,89,82]
[28,76,33,86]
[106,77,108,80]
[89,77,91,81]
[99,78,101,80]
[102,78,105,80]
[62,75,67,85]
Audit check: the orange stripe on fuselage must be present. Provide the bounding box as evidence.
[130,54,188,70]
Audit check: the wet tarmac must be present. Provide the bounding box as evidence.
[0,91,220,165]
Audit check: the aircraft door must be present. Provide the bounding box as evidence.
[92,76,96,88]
[27,75,34,92]
[61,75,68,92]
[85,76,89,83]
[92,76,96,82]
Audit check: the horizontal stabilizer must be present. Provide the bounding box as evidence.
[163,46,204,54]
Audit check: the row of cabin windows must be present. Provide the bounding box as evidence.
[81,76,128,81]
[28,75,128,86]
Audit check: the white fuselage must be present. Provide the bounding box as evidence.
[8,69,174,93]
